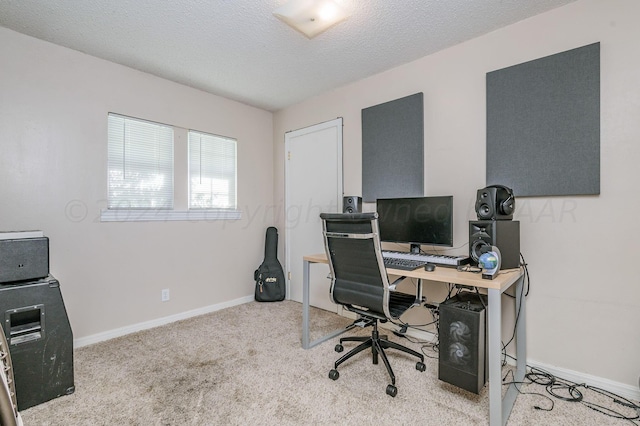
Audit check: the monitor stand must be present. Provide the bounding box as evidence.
[410,244,421,254]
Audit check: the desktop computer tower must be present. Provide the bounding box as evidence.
[469,220,520,269]
[0,276,75,410]
[438,292,487,394]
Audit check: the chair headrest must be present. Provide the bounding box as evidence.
[320,212,378,221]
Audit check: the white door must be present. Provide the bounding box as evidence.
[285,118,342,312]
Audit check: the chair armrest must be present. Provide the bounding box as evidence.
[388,275,406,291]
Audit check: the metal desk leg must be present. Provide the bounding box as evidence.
[488,275,527,426]
[302,259,311,349]
[487,288,503,426]
[301,259,352,350]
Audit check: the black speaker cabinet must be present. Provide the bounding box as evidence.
[0,237,49,284]
[0,276,74,410]
[438,292,487,394]
[343,196,362,213]
[469,220,520,270]
[475,186,514,220]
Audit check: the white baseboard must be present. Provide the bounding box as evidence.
[403,326,437,342]
[527,360,640,403]
[73,295,254,348]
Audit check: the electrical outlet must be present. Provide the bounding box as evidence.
[161,289,170,302]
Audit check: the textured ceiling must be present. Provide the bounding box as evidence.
[0,0,577,111]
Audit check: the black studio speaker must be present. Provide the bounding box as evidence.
[469,220,520,270]
[475,185,515,221]
[1,276,75,410]
[343,196,362,213]
[438,292,487,394]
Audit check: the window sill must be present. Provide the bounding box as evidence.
[100,209,242,222]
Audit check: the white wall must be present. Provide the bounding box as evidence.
[274,0,640,390]
[0,27,275,339]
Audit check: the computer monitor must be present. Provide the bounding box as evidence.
[376,196,453,252]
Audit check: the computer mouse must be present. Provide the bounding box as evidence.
[424,263,436,272]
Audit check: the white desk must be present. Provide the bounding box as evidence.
[302,253,525,426]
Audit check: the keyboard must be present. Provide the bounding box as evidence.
[383,257,428,271]
[382,250,471,269]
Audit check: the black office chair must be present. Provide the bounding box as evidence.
[320,212,426,397]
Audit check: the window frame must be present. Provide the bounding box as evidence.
[101,113,241,222]
[188,129,238,211]
[106,113,175,210]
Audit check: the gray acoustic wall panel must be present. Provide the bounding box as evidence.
[486,42,600,196]
[362,93,424,202]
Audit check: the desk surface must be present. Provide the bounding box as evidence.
[303,253,523,291]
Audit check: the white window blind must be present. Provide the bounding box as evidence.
[188,130,237,209]
[107,114,174,209]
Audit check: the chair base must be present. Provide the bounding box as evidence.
[329,320,426,397]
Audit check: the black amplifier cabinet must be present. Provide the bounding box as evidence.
[438,292,487,394]
[0,235,49,283]
[0,276,74,410]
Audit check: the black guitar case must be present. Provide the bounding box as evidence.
[254,227,286,302]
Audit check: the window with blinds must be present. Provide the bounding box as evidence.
[188,130,237,209]
[107,113,174,209]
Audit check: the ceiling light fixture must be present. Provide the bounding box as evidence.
[273,0,350,39]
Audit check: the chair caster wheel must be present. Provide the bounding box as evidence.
[416,362,426,372]
[335,344,343,352]
[386,384,397,397]
[329,369,340,380]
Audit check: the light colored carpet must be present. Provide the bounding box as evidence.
[20,301,638,425]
